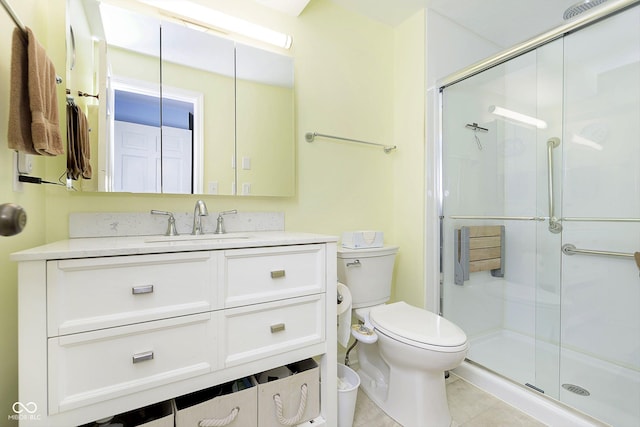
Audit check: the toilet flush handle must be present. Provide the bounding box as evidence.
[346,259,361,268]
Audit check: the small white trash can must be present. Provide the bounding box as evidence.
[337,364,360,427]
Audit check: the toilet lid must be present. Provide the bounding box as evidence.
[369,302,467,347]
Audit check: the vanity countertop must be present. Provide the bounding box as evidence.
[11,231,338,262]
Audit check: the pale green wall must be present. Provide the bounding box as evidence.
[392,10,427,306]
[0,2,64,424]
[43,0,400,240]
[0,0,428,422]
[237,78,295,196]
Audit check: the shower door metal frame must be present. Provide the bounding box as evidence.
[437,0,639,91]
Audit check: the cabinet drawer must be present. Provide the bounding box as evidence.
[47,251,218,336]
[221,294,325,367]
[223,244,325,307]
[48,312,216,414]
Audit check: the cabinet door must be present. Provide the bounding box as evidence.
[47,251,218,336]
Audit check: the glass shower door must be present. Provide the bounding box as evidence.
[441,38,564,397]
[441,5,640,426]
[559,6,640,425]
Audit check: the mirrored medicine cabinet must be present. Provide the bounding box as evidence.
[66,0,295,196]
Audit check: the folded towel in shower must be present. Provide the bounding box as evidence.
[8,27,63,156]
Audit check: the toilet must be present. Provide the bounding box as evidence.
[338,246,468,427]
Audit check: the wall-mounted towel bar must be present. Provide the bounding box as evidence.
[2,0,62,85]
[66,89,99,100]
[1,0,25,35]
[305,131,396,153]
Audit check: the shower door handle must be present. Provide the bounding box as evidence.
[546,137,562,234]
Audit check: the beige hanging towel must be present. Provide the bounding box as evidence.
[66,103,92,180]
[8,27,63,156]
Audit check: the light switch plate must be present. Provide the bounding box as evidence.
[242,157,251,170]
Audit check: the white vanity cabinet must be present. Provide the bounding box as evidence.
[12,233,337,427]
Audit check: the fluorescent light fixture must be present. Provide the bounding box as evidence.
[136,0,293,49]
[488,105,547,129]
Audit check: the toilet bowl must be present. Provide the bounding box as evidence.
[337,246,468,427]
[364,302,468,427]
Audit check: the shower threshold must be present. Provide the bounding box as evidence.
[463,330,639,427]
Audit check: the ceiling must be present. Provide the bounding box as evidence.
[256,0,613,49]
[332,0,579,47]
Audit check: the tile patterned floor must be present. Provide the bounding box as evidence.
[352,373,546,427]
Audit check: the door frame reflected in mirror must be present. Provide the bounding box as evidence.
[102,76,204,193]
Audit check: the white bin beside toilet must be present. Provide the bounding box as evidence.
[337,364,360,427]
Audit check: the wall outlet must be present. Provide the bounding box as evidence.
[208,181,219,195]
[242,183,251,195]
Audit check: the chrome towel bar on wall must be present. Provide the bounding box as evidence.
[2,0,63,84]
[305,131,397,153]
[1,0,25,34]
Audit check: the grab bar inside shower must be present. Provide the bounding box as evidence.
[562,243,636,260]
[449,215,545,221]
[547,137,562,233]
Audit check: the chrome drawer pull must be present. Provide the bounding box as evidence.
[132,351,154,364]
[132,284,154,295]
[271,270,286,279]
[270,323,286,333]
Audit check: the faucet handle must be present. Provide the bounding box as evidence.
[214,209,237,234]
[151,210,179,236]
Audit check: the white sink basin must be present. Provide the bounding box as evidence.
[144,233,250,243]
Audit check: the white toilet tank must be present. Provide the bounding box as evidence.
[337,246,399,309]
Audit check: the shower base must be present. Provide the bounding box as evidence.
[461,330,639,427]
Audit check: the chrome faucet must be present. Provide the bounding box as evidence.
[191,200,209,235]
[214,210,237,234]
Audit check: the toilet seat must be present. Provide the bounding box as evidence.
[369,302,468,352]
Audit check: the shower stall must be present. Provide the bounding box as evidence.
[438,2,639,426]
